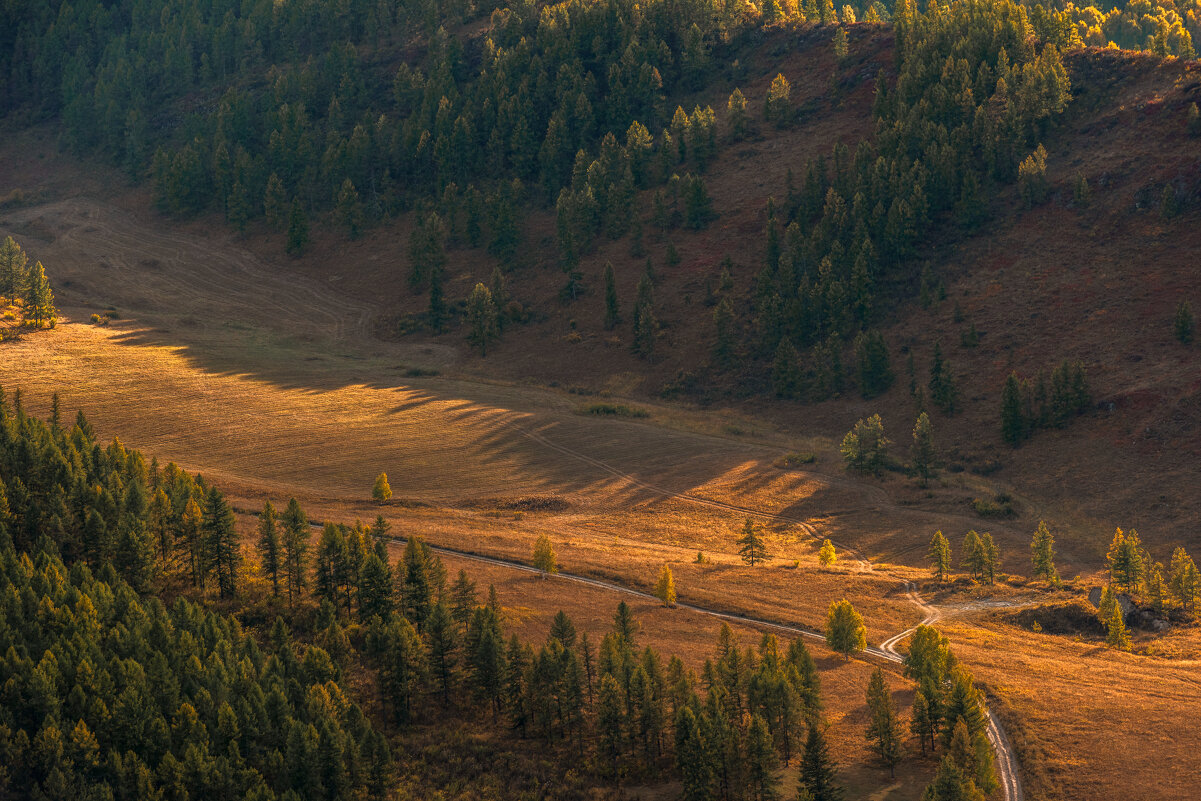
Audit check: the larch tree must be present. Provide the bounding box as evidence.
[372,472,392,502]
[1106,527,1145,594]
[737,517,770,566]
[532,534,557,576]
[961,530,985,582]
[425,601,459,707]
[450,569,478,626]
[603,261,621,330]
[840,414,890,475]
[818,539,837,567]
[911,412,936,486]
[1105,604,1131,650]
[1030,521,1059,585]
[727,87,749,140]
[745,714,780,801]
[358,552,394,621]
[0,236,29,304]
[1000,372,1025,446]
[654,563,677,607]
[257,501,281,597]
[824,599,866,661]
[929,530,952,582]
[764,73,792,126]
[286,200,309,255]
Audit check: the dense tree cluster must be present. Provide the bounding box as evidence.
[0,543,390,801]
[747,0,1071,396]
[1000,361,1091,446]
[0,237,58,330]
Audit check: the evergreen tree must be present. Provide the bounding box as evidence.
[426,602,459,706]
[532,533,557,576]
[865,668,903,778]
[737,517,770,565]
[824,599,866,661]
[1106,527,1145,594]
[286,201,309,255]
[603,262,621,330]
[281,497,310,608]
[961,530,985,582]
[336,178,364,238]
[855,330,894,399]
[772,338,804,399]
[798,724,843,801]
[713,297,735,366]
[428,261,447,332]
[1168,547,1200,616]
[979,532,999,585]
[1105,604,1130,650]
[929,530,952,582]
[465,283,500,356]
[928,343,958,415]
[911,412,936,486]
[257,501,281,597]
[1097,584,1117,628]
[597,673,626,777]
[549,610,577,648]
[451,569,478,625]
[1174,300,1194,345]
[818,539,837,567]
[264,174,288,229]
[655,564,677,607]
[728,88,749,140]
[840,414,890,475]
[1000,372,1025,446]
[359,552,394,621]
[675,705,712,801]
[23,261,57,328]
[764,73,792,126]
[401,537,433,628]
[373,472,392,502]
[746,714,780,801]
[202,486,239,598]
[0,236,29,304]
[1030,521,1059,585]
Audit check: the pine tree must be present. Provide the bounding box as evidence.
[928,343,958,415]
[824,599,866,661]
[1000,372,1025,446]
[840,414,890,475]
[359,552,394,621]
[746,714,779,801]
[258,501,281,597]
[911,412,936,486]
[818,539,837,567]
[451,569,478,625]
[286,201,309,255]
[1030,521,1059,585]
[532,534,557,576]
[772,338,803,399]
[426,602,458,706]
[728,88,749,140]
[373,472,392,502]
[961,530,985,582]
[401,537,433,628]
[929,530,952,582]
[202,486,239,598]
[23,262,57,328]
[597,673,626,777]
[655,564,677,607]
[1168,547,1200,616]
[0,236,29,304]
[737,517,770,565]
[1105,604,1130,650]
[865,668,903,778]
[1174,300,1194,345]
[465,283,499,356]
[798,724,843,801]
[603,262,621,330]
[675,705,711,800]
[281,497,310,608]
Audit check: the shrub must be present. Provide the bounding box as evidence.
[774,452,817,468]
[582,403,649,419]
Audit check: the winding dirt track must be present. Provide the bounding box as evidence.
[404,428,1026,801]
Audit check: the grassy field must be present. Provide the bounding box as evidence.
[4,70,1201,796]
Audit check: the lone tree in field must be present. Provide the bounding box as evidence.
[465,283,500,356]
[532,534,557,577]
[928,530,952,582]
[840,414,890,475]
[819,539,837,567]
[825,599,866,661]
[654,564,676,607]
[911,412,936,486]
[1030,521,1060,585]
[865,668,904,778]
[373,472,392,502]
[737,517,769,566]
